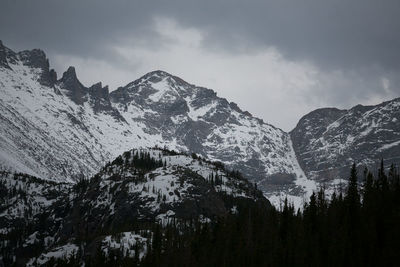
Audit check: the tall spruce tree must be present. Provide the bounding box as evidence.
[347,163,360,211]
[345,163,361,265]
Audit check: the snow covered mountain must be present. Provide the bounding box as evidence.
[1,41,399,208]
[0,148,269,265]
[291,98,400,185]
[0,41,312,204]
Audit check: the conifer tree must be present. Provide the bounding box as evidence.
[346,163,360,212]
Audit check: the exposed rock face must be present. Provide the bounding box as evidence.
[0,40,17,69]
[18,48,57,87]
[291,99,400,183]
[57,66,88,104]
[88,82,125,120]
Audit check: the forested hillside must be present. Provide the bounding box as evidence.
[3,160,397,266]
[138,162,400,267]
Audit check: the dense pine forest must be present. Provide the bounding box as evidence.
[40,161,400,267]
[136,162,400,267]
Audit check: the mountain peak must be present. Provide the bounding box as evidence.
[0,41,12,69]
[63,66,77,78]
[18,49,48,69]
[58,66,88,105]
[137,70,191,88]
[89,81,103,90]
[146,70,172,77]
[141,70,171,83]
[16,48,59,87]
[89,81,109,99]
[59,66,82,87]
[112,70,194,105]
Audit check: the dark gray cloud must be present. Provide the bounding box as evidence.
[1,0,399,130]
[0,1,152,61]
[2,0,399,70]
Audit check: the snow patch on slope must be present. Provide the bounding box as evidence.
[102,232,148,259]
[148,77,177,103]
[27,243,79,266]
[378,140,400,152]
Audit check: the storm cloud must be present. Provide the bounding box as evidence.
[1,0,399,130]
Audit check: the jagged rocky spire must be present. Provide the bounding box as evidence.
[89,82,109,100]
[57,66,88,105]
[0,40,17,69]
[17,48,57,87]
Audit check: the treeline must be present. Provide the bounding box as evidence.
[138,161,400,267]
[105,148,243,180]
[108,150,164,172]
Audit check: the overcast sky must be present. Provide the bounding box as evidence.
[1,0,399,131]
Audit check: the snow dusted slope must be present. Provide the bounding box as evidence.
[0,41,313,202]
[60,148,268,230]
[0,171,71,236]
[0,60,117,181]
[0,43,173,182]
[291,99,400,184]
[110,70,312,197]
[1,148,270,265]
